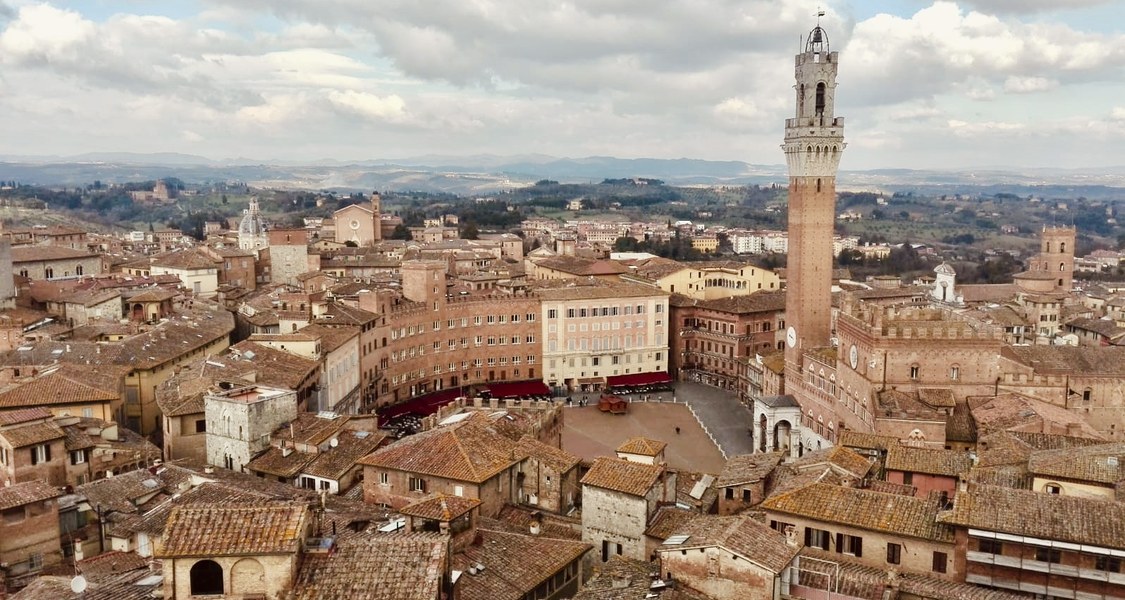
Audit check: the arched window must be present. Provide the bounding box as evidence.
[76,265,84,276]
[815,82,826,115]
[1060,242,1066,253]
[816,179,822,192]
[190,560,224,596]
[1059,263,1066,271]
[798,83,805,115]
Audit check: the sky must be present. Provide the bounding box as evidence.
[0,0,1123,170]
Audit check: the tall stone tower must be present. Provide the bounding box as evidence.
[1033,226,1076,293]
[782,24,845,370]
[371,192,383,242]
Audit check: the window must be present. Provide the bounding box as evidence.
[742,489,752,502]
[1044,483,1061,494]
[804,528,830,551]
[838,534,863,557]
[950,365,960,381]
[70,450,87,465]
[769,520,794,534]
[409,476,426,492]
[725,488,734,500]
[902,472,913,486]
[28,552,43,571]
[548,309,557,319]
[190,560,224,596]
[0,447,7,465]
[1034,547,1061,564]
[1096,556,1121,573]
[886,543,901,565]
[379,472,389,485]
[978,539,1002,555]
[909,365,919,379]
[932,551,947,573]
[30,444,50,465]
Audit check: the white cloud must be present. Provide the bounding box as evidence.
[0,1,1122,169]
[1111,107,1125,122]
[1003,76,1058,93]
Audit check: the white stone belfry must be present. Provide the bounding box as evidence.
[932,262,961,304]
[238,197,268,252]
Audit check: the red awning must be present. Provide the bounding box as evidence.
[486,380,551,399]
[379,388,462,420]
[605,372,673,388]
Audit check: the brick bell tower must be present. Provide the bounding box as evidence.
[782,22,845,372]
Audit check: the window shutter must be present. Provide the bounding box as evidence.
[45,445,51,461]
[804,528,812,547]
[835,533,843,553]
[854,537,863,557]
[30,447,38,465]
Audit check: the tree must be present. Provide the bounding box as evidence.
[390,224,413,240]
[461,223,479,240]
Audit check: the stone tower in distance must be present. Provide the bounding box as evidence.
[782,22,845,371]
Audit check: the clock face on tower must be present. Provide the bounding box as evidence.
[849,344,859,370]
[786,326,797,349]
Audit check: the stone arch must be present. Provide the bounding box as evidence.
[774,419,792,452]
[190,560,224,596]
[230,558,266,595]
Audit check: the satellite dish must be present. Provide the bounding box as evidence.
[71,575,88,594]
[329,437,339,448]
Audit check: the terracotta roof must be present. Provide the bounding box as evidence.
[77,464,195,515]
[0,419,65,447]
[299,323,359,353]
[838,430,898,451]
[645,506,699,540]
[150,249,217,270]
[10,564,162,600]
[716,452,784,488]
[0,479,60,510]
[790,446,875,480]
[246,446,317,478]
[939,484,1125,549]
[400,493,480,521]
[681,290,787,314]
[303,430,387,480]
[763,483,954,543]
[534,256,627,276]
[0,370,119,408]
[1004,345,1125,376]
[580,457,663,497]
[0,406,53,426]
[627,257,689,280]
[946,401,978,443]
[454,527,591,600]
[226,341,320,390]
[917,388,956,408]
[11,246,98,262]
[796,546,1025,600]
[885,445,974,477]
[571,556,712,600]
[490,506,583,540]
[530,277,667,301]
[968,393,1103,438]
[514,435,580,473]
[957,283,1020,303]
[1027,443,1125,485]
[657,515,800,573]
[289,532,448,600]
[127,288,178,303]
[877,389,946,422]
[358,413,518,484]
[159,504,308,557]
[615,436,666,457]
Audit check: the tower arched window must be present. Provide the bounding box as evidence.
[1060,263,1066,271]
[799,84,805,115]
[815,82,826,115]
[816,179,822,192]
[1060,242,1066,253]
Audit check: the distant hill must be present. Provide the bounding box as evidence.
[1,153,1124,196]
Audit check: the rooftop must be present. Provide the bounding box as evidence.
[657,514,800,573]
[580,457,663,497]
[159,503,308,557]
[763,483,953,543]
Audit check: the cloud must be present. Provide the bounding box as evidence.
[1111,107,1125,122]
[960,0,1113,13]
[844,2,1125,107]
[1003,75,1057,93]
[327,90,407,122]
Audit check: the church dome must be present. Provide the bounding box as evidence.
[239,198,266,237]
